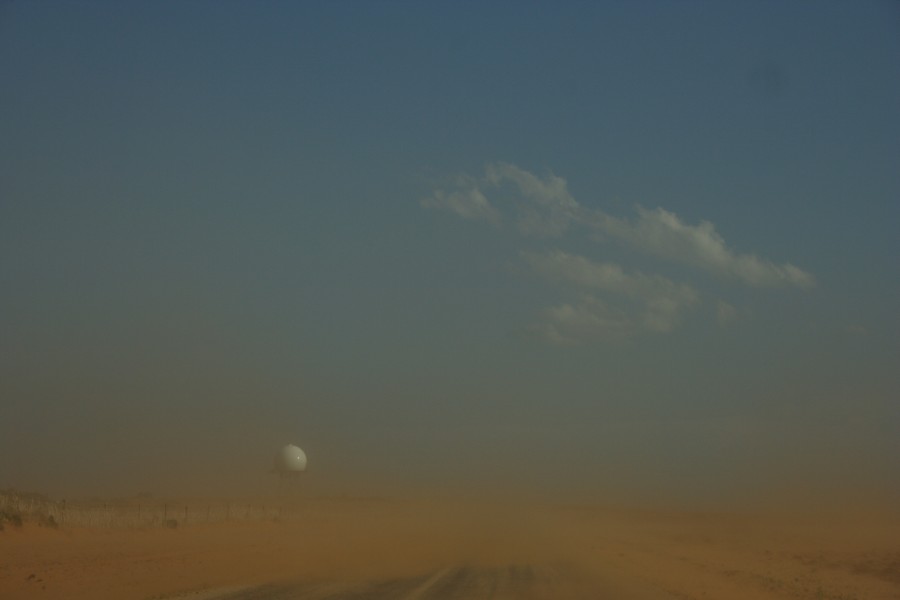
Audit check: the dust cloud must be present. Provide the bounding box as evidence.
[2,480,899,599]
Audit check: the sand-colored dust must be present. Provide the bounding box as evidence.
[1,496,899,599]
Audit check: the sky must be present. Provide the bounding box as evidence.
[1,1,898,505]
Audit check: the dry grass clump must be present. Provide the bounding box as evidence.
[0,488,291,530]
[0,489,58,530]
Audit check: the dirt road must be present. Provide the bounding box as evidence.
[163,564,674,600]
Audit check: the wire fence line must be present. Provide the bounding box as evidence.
[0,489,301,530]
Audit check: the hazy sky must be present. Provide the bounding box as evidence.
[1,2,898,503]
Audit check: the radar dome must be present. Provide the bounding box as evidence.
[275,444,307,473]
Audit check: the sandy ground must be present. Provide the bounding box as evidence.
[1,497,898,599]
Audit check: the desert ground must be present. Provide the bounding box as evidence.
[1,494,898,600]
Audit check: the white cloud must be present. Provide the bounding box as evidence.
[538,296,632,344]
[422,162,815,343]
[485,162,579,236]
[590,207,815,288]
[485,163,578,211]
[425,164,814,289]
[421,176,499,223]
[595,207,815,288]
[526,250,698,335]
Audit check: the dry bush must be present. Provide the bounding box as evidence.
[0,489,290,530]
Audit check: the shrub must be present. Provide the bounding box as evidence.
[0,509,23,529]
[38,514,58,529]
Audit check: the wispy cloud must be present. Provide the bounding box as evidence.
[420,175,500,223]
[423,162,577,235]
[595,207,815,288]
[423,163,814,342]
[485,162,578,236]
[525,250,698,336]
[425,163,814,289]
[537,296,632,345]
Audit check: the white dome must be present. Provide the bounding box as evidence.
[275,444,307,472]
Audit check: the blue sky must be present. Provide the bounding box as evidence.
[1,1,898,502]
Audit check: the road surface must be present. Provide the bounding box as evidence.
[164,564,676,600]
